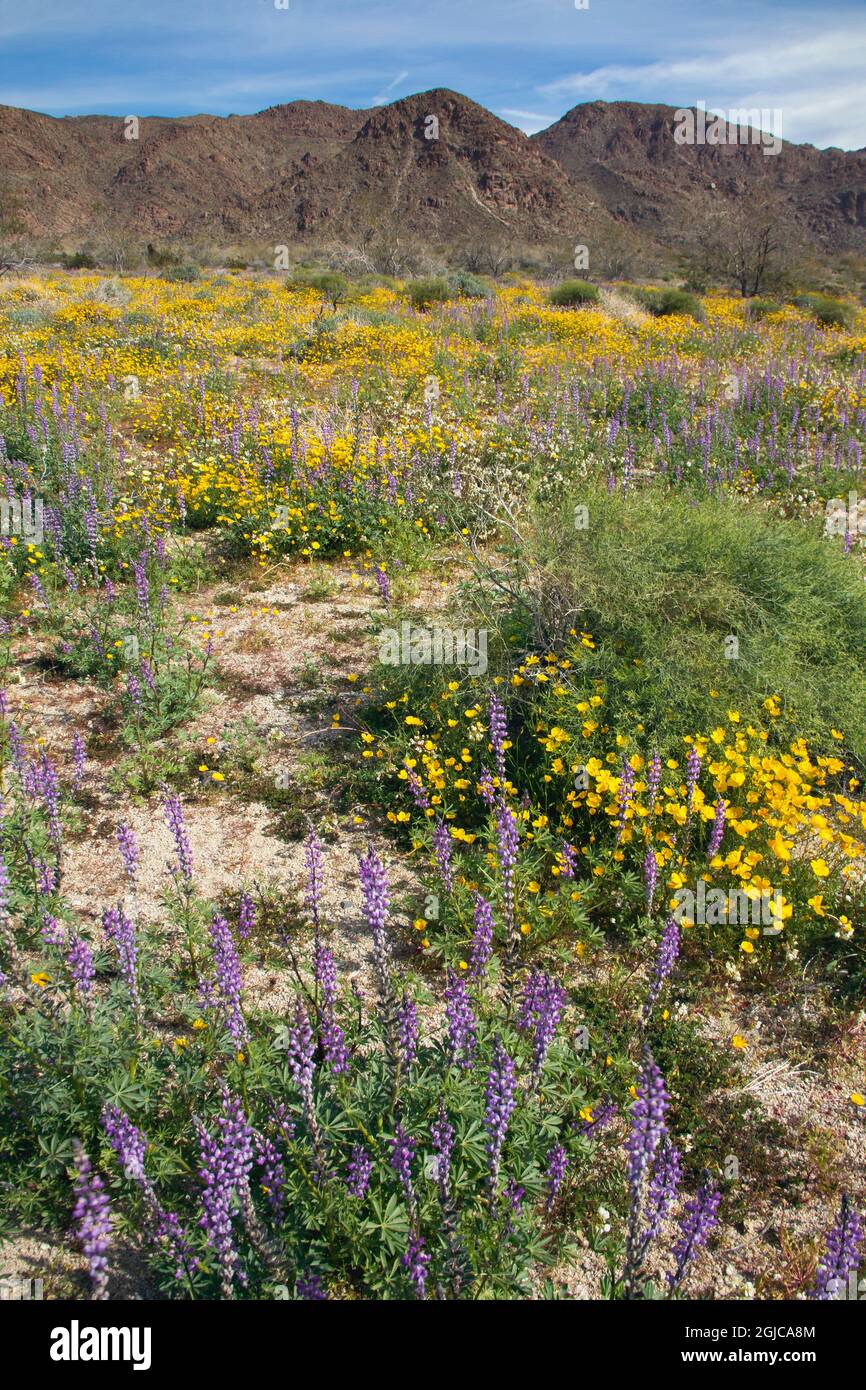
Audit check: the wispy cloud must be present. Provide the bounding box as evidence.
[371,70,410,106]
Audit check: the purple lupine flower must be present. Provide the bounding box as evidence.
[71,1141,112,1300]
[359,846,392,1004]
[643,847,658,911]
[504,1177,525,1233]
[161,785,193,883]
[41,912,66,947]
[708,797,726,858]
[390,1125,416,1216]
[36,752,61,847]
[102,1105,147,1182]
[200,913,247,1048]
[196,1090,254,1297]
[626,1049,670,1194]
[484,1037,517,1189]
[642,1136,682,1247]
[102,905,140,1014]
[810,1195,864,1300]
[431,1105,455,1191]
[432,817,454,892]
[287,996,315,1094]
[647,750,662,807]
[402,1233,429,1299]
[669,1175,721,1289]
[643,915,681,1021]
[254,1131,286,1220]
[297,1272,327,1300]
[517,969,567,1082]
[544,1144,568,1211]
[37,859,57,896]
[238,891,255,941]
[495,799,519,978]
[559,840,578,879]
[116,823,139,891]
[444,969,477,1068]
[488,695,508,783]
[304,826,324,935]
[346,1144,373,1199]
[685,747,702,810]
[71,731,86,789]
[132,550,150,618]
[405,767,431,812]
[469,893,495,978]
[617,756,635,838]
[374,567,391,605]
[126,673,143,711]
[66,933,95,1008]
[397,991,419,1069]
[314,941,350,1074]
[0,845,9,917]
[478,767,496,808]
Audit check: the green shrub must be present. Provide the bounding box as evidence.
[447,270,490,299]
[745,298,779,321]
[791,294,856,329]
[165,263,201,283]
[62,251,96,270]
[548,280,599,308]
[408,277,451,309]
[637,287,703,320]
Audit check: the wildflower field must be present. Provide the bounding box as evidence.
[2,269,866,1302]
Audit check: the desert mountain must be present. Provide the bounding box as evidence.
[1,89,863,258]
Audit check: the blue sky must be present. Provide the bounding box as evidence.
[0,0,864,148]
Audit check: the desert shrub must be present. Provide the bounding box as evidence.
[165,263,201,283]
[791,294,856,329]
[62,251,96,270]
[548,280,599,308]
[745,298,779,321]
[408,277,451,309]
[447,270,490,299]
[637,287,703,320]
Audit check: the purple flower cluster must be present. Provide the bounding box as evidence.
[116,823,139,892]
[517,969,567,1081]
[484,1037,517,1189]
[708,797,726,858]
[200,913,248,1049]
[359,846,392,1005]
[102,1105,194,1278]
[544,1144,568,1211]
[469,893,494,978]
[346,1143,372,1199]
[161,785,193,883]
[444,969,477,1069]
[810,1194,863,1300]
[643,847,658,911]
[196,1090,254,1297]
[304,826,324,934]
[102,905,140,1015]
[488,695,508,783]
[71,1141,112,1300]
[669,1174,721,1289]
[402,1233,429,1299]
[314,941,349,1074]
[643,915,681,1021]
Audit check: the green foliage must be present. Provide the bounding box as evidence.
[407,277,452,309]
[548,280,600,308]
